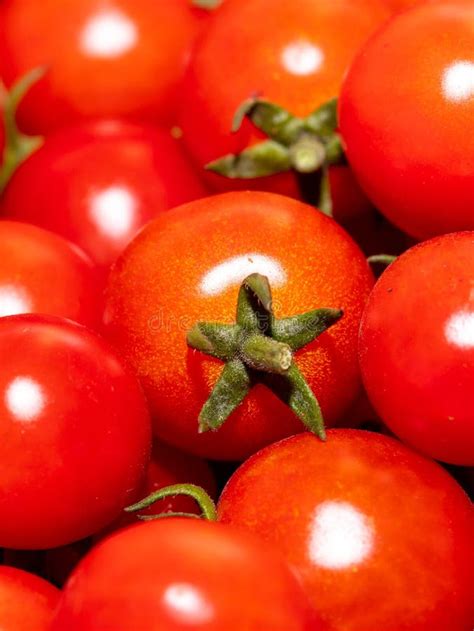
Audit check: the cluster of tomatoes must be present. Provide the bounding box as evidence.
[0,0,472,629]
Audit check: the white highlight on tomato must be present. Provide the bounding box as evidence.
[80,10,138,58]
[163,583,214,624]
[199,254,287,296]
[281,40,324,76]
[308,500,375,570]
[89,186,137,240]
[442,61,474,103]
[5,377,46,423]
[445,309,474,349]
[0,285,32,317]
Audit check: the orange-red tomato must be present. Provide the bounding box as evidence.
[105,191,373,460]
[0,0,206,134]
[0,566,60,631]
[219,430,474,631]
[178,0,389,208]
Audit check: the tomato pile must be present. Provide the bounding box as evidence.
[0,1,472,630]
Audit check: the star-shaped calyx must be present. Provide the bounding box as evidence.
[187,273,343,440]
[206,97,343,215]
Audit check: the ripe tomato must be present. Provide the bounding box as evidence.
[0,221,102,327]
[359,232,474,466]
[105,191,373,460]
[339,1,474,239]
[0,314,151,549]
[0,566,60,631]
[51,519,321,631]
[218,430,474,631]
[385,0,424,11]
[178,0,389,209]
[1,121,206,271]
[0,0,205,133]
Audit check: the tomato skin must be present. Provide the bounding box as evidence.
[0,566,60,630]
[0,0,204,133]
[359,232,474,465]
[339,1,474,240]
[0,314,151,549]
[178,0,388,209]
[0,221,102,327]
[104,191,373,460]
[51,519,321,631]
[1,121,206,271]
[218,430,474,631]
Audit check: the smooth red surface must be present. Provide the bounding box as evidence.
[105,191,374,460]
[218,430,474,631]
[1,121,206,270]
[360,232,474,465]
[178,0,388,212]
[0,314,151,549]
[0,0,205,133]
[0,221,102,327]
[340,1,474,239]
[51,519,321,631]
[0,566,60,630]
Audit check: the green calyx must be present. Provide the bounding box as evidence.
[125,484,217,522]
[206,97,343,215]
[187,273,343,439]
[0,67,46,193]
[191,0,222,9]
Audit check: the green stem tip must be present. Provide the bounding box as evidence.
[125,484,217,521]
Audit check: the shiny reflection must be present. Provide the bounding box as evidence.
[308,501,374,570]
[199,254,287,296]
[80,9,138,58]
[0,285,31,317]
[163,583,214,624]
[281,40,324,76]
[89,186,137,240]
[441,60,474,103]
[4,377,46,423]
[445,309,474,349]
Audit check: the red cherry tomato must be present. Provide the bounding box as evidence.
[0,566,60,631]
[178,0,388,211]
[51,519,321,631]
[0,314,151,549]
[104,191,373,460]
[0,0,205,133]
[339,1,474,239]
[1,121,206,271]
[0,221,102,327]
[359,232,474,465]
[218,430,474,631]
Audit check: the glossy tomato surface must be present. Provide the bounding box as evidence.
[0,566,60,631]
[51,519,321,631]
[339,1,474,239]
[218,430,474,631]
[1,121,206,270]
[178,0,389,203]
[0,221,102,327]
[0,0,205,133]
[105,192,374,460]
[359,232,474,465]
[0,314,151,549]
